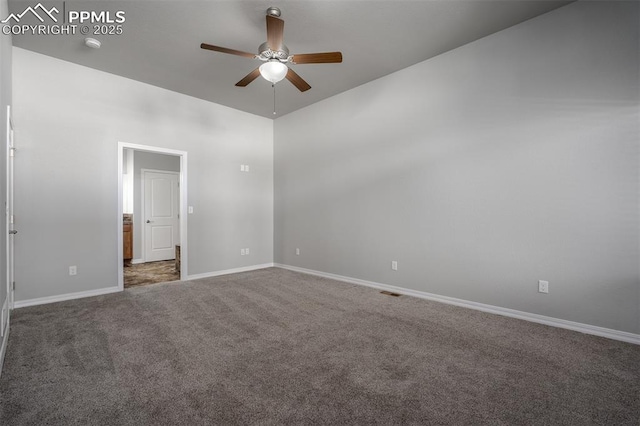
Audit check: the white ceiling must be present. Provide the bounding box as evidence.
[9,0,571,118]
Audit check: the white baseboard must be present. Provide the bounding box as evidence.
[14,286,122,309]
[188,263,275,281]
[131,258,144,265]
[275,264,640,345]
[12,263,277,308]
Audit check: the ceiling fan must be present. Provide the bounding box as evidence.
[200,6,342,92]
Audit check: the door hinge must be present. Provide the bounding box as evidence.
[12,282,15,291]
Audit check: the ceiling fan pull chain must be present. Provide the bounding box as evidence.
[273,83,277,115]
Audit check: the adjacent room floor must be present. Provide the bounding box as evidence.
[123,260,180,288]
[1,268,639,424]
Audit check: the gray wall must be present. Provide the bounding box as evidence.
[132,150,181,260]
[275,1,640,334]
[0,0,10,319]
[13,48,273,301]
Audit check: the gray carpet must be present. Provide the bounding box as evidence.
[0,268,638,425]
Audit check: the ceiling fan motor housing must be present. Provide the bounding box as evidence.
[258,42,290,62]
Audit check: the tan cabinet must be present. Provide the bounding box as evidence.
[123,214,133,266]
[175,245,181,273]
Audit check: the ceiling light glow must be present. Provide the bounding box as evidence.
[259,60,288,83]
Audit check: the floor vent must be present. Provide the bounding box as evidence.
[380,291,401,297]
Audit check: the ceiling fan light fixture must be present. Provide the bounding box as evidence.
[201,6,341,94]
[259,60,288,83]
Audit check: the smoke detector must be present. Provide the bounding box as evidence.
[84,38,101,49]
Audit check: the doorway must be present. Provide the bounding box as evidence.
[117,143,188,290]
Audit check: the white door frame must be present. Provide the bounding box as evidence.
[140,168,180,263]
[4,105,14,333]
[117,142,188,291]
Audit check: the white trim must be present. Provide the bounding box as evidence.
[117,144,125,291]
[14,286,121,309]
[187,263,275,281]
[275,264,640,345]
[117,142,189,291]
[0,319,9,380]
[131,258,144,265]
[178,153,188,281]
[2,105,14,379]
[5,105,14,311]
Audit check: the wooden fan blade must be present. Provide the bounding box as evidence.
[286,68,311,92]
[200,43,256,59]
[291,52,343,64]
[266,15,284,51]
[236,68,261,87]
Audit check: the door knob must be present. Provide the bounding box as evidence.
[146,220,152,223]
[9,230,17,234]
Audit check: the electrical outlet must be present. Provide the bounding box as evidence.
[296,248,300,255]
[245,165,250,172]
[188,206,194,214]
[391,261,398,271]
[245,248,250,255]
[69,266,77,276]
[240,164,245,172]
[240,249,246,256]
[538,280,549,294]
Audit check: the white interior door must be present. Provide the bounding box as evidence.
[3,106,15,337]
[143,170,179,262]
